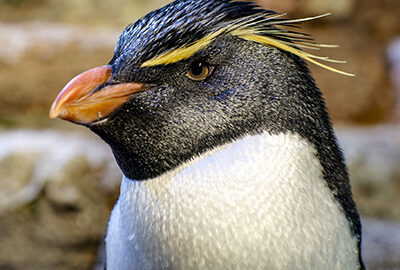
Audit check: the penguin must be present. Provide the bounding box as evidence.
[49,0,364,269]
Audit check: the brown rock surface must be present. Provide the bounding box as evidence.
[337,125,400,221]
[0,130,121,270]
[0,22,118,128]
[362,218,400,270]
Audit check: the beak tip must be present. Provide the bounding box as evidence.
[49,65,113,122]
[49,102,61,119]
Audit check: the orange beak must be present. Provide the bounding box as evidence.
[49,65,145,124]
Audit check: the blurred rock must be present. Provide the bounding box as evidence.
[362,218,400,270]
[387,37,400,120]
[0,129,120,270]
[337,125,400,220]
[254,0,298,13]
[256,0,356,19]
[0,22,118,128]
[0,21,118,65]
[257,0,355,19]
[299,0,355,19]
[311,28,394,124]
[0,0,171,28]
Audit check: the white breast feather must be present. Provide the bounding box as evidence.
[106,132,359,270]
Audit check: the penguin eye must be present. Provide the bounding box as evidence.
[187,61,212,81]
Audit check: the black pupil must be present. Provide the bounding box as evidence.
[190,62,204,76]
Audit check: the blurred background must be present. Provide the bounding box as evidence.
[0,0,399,269]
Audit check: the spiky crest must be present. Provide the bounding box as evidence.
[114,0,353,76]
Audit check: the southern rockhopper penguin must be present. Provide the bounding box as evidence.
[50,0,364,269]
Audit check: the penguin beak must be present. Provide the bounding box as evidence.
[49,65,145,125]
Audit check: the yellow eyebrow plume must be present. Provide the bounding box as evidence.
[141,28,227,67]
[232,31,355,77]
[141,14,354,76]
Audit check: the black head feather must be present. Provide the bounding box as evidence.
[110,0,267,67]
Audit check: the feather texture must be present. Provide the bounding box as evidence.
[141,11,354,76]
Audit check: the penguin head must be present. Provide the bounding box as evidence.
[50,0,351,180]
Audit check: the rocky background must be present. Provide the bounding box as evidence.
[0,0,399,269]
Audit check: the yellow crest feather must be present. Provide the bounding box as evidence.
[233,31,355,76]
[141,28,226,67]
[141,13,354,76]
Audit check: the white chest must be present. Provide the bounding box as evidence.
[105,132,359,270]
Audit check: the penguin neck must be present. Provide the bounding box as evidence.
[110,131,359,269]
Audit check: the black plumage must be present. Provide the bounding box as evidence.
[50,0,364,269]
[110,0,263,67]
